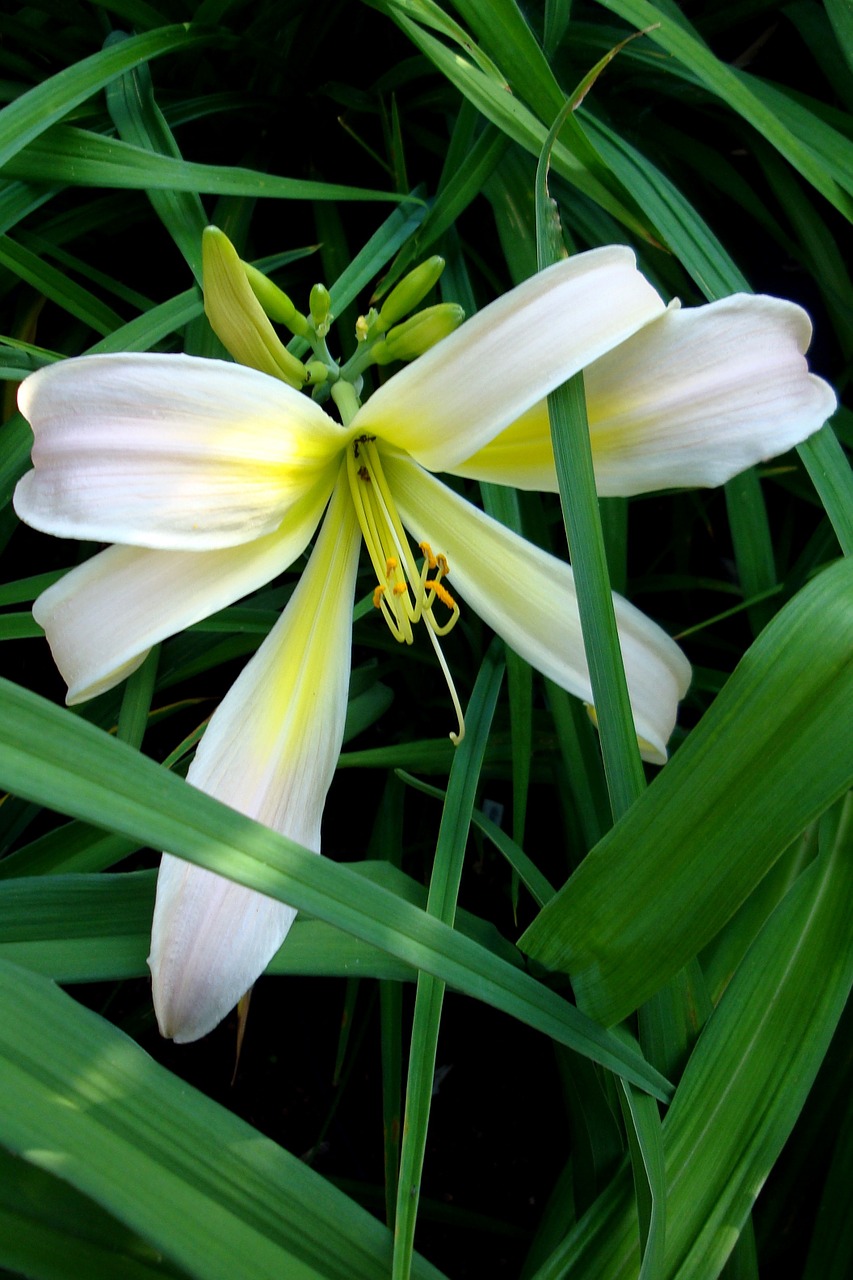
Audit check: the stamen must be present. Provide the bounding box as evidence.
[419,541,438,570]
[345,435,463,740]
[426,579,455,610]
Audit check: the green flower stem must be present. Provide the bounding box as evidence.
[330,378,362,428]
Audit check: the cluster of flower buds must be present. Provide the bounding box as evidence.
[353,255,465,368]
[202,226,465,399]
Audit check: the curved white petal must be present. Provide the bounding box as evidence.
[354,247,665,473]
[148,466,361,1043]
[14,353,346,549]
[384,454,691,763]
[452,296,837,495]
[32,469,335,704]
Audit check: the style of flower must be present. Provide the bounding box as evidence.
[14,236,835,1041]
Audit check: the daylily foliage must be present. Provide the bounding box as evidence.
[14,229,835,1041]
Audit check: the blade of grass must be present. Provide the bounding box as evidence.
[396,770,555,909]
[724,471,777,636]
[536,103,645,820]
[392,641,504,1279]
[798,424,853,556]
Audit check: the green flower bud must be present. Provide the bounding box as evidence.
[309,283,333,336]
[378,257,445,330]
[202,227,307,389]
[242,262,310,339]
[304,360,329,386]
[371,303,465,365]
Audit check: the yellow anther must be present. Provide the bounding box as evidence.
[426,579,456,610]
[373,585,386,608]
[385,556,398,575]
[419,541,438,570]
[436,554,449,576]
[393,582,408,597]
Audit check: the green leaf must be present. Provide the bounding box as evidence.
[0,1146,191,1280]
[0,26,206,170]
[6,125,404,205]
[106,43,208,282]
[370,0,651,237]
[826,0,853,76]
[0,863,516,984]
[0,959,447,1280]
[616,1032,666,1280]
[0,235,124,335]
[0,676,670,1099]
[595,0,853,217]
[534,799,853,1277]
[520,557,853,1024]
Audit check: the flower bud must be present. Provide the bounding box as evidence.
[202,227,306,389]
[371,303,465,365]
[378,257,446,330]
[242,262,310,338]
[309,283,333,336]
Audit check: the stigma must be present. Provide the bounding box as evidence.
[346,436,464,743]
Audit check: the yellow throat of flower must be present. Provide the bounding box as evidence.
[344,435,465,744]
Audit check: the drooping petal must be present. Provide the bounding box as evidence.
[384,454,691,763]
[148,465,361,1043]
[32,469,335,704]
[14,353,346,549]
[354,246,665,472]
[451,296,837,495]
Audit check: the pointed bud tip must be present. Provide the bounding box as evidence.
[378,257,447,329]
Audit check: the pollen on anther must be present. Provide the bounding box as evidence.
[372,585,386,608]
[436,554,450,576]
[419,542,438,570]
[385,557,398,575]
[427,579,456,610]
[392,582,408,597]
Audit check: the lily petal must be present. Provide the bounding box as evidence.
[384,454,691,763]
[452,296,836,495]
[354,247,665,473]
[148,465,361,1043]
[15,353,345,549]
[33,470,336,704]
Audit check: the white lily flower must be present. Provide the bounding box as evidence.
[14,244,835,1041]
